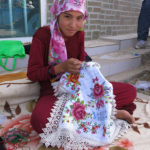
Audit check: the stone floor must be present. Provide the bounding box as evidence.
[125,70,150,96]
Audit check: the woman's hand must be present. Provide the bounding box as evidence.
[54,58,82,74]
[61,58,82,73]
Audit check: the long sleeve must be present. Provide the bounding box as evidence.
[27,37,51,82]
[27,25,56,83]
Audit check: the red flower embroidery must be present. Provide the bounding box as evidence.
[96,100,104,109]
[72,102,86,120]
[83,128,87,132]
[103,126,106,137]
[93,83,104,99]
[81,124,85,127]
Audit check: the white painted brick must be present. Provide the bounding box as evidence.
[46,0,142,40]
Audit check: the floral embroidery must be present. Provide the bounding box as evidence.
[87,100,96,108]
[89,76,113,106]
[103,125,107,137]
[67,73,80,85]
[96,100,104,109]
[58,63,117,137]
[41,62,129,150]
[72,102,86,120]
[77,122,101,134]
[62,96,87,123]
[93,83,104,99]
[91,123,101,134]
[62,94,101,134]
[92,77,98,83]
[89,77,105,102]
[80,62,90,70]
[60,72,83,92]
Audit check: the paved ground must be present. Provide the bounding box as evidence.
[106,43,150,101]
[125,70,150,96]
[125,43,150,99]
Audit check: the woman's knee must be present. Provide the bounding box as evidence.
[30,95,57,133]
[111,81,137,104]
[30,106,47,133]
[30,96,52,133]
[127,83,137,102]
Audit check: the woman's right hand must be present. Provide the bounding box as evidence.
[54,58,82,74]
[61,58,82,73]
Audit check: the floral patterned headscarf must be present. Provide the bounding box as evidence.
[48,0,88,66]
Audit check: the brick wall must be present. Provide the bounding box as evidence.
[47,0,143,40]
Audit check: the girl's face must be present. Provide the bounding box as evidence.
[58,11,84,37]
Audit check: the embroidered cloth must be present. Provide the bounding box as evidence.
[40,62,130,150]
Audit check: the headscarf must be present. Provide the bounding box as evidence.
[48,0,88,66]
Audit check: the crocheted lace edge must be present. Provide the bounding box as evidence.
[40,91,130,150]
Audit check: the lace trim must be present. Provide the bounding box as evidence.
[110,95,131,145]
[40,92,130,150]
[40,69,130,149]
[41,93,69,135]
[41,122,129,150]
[109,95,131,142]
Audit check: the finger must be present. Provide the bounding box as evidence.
[75,64,81,70]
[73,60,82,65]
[70,58,81,65]
[71,64,81,71]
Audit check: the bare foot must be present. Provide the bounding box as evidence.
[115,110,135,124]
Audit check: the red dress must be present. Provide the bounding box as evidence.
[27,26,136,134]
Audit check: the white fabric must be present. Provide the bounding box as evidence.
[40,62,129,150]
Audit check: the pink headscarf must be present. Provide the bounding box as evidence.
[48,0,88,66]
